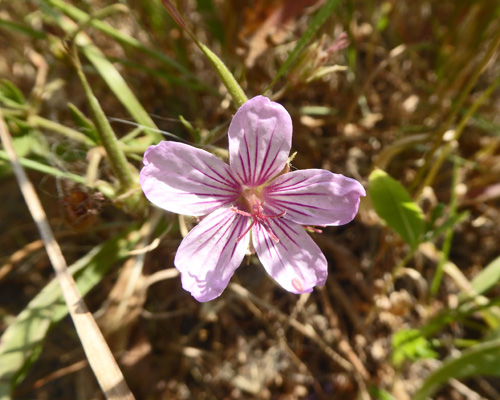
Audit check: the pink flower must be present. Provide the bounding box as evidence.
[140,96,365,302]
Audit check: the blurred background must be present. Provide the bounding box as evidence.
[1,0,500,399]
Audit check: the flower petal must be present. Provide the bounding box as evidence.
[263,169,366,226]
[228,96,292,186]
[140,141,240,216]
[175,208,250,302]
[252,218,327,294]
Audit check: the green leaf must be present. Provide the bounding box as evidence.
[392,329,438,367]
[11,133,49,158]
[368,385,397,400]
[471,255,500,296]
[266,0,341,91]
[414,338,500,400]
[424,210,469,242]
[0,227,141,398]
[0,18,47,39]
[369,169,424,250]
[0,79,26,105]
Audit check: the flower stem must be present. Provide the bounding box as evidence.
[196,42,248,108]
[160,0,247,108]
[70,43,136,193]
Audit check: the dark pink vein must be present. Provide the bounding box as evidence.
[184,176,239,194]
[243,133,252,184]
[256,120,277,184]
[194,212,234,254]
[200,160,240,189]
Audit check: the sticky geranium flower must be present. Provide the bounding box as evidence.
[140,96,365,302]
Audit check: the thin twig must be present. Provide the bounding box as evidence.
[0,239,45,281]
[229,284,352,373]
[229,283,371,399]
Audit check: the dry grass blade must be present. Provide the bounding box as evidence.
[0,107,135,400]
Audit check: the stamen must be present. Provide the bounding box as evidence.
[236,220,254,242]
[230,206,252,217]
[305,226,323,233]
[230,203,285,244]
[260,220,280,243]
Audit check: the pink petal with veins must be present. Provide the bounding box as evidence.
[140,96,366,302]
[175,208,250,302]
[252,218,328,294]
[228,96,292,186]
[140,141,240,216]
[264,169,366,226]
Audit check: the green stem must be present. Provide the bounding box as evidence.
[454,71,500,140]
[160,0,247,108]
[70,44,136,193]
[29,115,94,145]
[412,25,500,195]
[31,115,151,154]
[197,42,248,108]
[430,158,459,295]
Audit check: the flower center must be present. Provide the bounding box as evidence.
[230,187,285,243]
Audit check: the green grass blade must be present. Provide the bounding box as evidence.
[266,0,341,91]
[0,79,26,105]
[369,169,424,250]
[42,0,194,79]
[430,158,460,295]
[414,338,500,400]
[0,18,47,39]
[29,115,95,145]
[40,5,162,143]
[0,227,142,398]
[161,0,247,107]
[0,150,114,197]
[471,255,500,296]
[78,43,161,140]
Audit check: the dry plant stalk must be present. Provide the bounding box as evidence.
[0,108,135,400]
